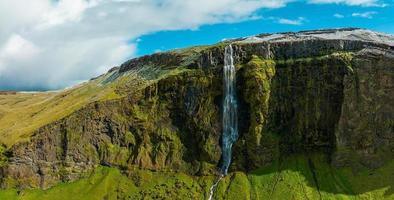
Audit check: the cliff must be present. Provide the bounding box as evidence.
[0,28,393,199]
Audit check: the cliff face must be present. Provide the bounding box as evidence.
[334,48,394,169]
[0,28,393,190]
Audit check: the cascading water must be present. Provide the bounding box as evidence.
[208,44,238,200]
[220,44,238,175]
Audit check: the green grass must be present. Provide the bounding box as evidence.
[0,81,115,147]
[0,154,392,200]
[0,167,214,200]
[212,154,394,200]
[0,167,136,200]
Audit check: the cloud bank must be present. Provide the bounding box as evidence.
[0,0,289,90]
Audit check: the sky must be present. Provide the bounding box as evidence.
[0,0,393,91]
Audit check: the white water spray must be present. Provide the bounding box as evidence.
[208,44,238,200]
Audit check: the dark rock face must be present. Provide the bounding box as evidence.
[269,57,347,151]
[334,48,394,169]
[231,54,350,171]
[1,29,393,189]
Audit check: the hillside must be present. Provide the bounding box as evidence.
[0,28,393,199]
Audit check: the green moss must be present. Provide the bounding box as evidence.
[124,131,136,146]
[275,52,354,66]
[0,144,8,167]
[236,55,279,169]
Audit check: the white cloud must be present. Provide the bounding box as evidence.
[0,35,40,60]
[277,17,306,25]
[309,0,386,7]
[333,13,345,18]
[352,11,377,18]
[0,0,290,90]
[37,0,96,29]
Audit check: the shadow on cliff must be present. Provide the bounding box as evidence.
[248,153,394,198]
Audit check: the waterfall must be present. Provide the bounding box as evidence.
[220,44,238,175]
[208,175,223,200]
[208,44,238,200]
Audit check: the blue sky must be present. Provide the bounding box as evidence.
[0,0,393,91]
[136,1,394,56]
